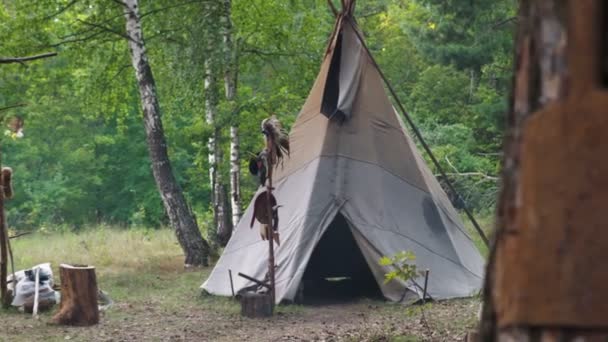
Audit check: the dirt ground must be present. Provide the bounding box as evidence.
[0,294,479,342]
[1,239,481,342]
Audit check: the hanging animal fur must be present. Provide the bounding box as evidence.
[2,167,13,199]
[250,191,281,245]
[250,191,276,228]
[261,115,289,167]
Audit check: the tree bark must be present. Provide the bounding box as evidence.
[204,1,231,246]
[480,1,608,340]
[0,152,6,308]
[205,58,219,242]
[52,264,99,326]
[122,0,209,266]
[229,125,241,226]
[222,0,242,227]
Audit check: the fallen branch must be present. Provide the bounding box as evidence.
[0,52,57,65]
[9,232,32,239]
[443,156,499,181]
[438,172,499,181]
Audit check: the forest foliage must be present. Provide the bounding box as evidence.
[0,0,516,234]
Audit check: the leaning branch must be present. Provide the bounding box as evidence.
[0,52,57,65]
[443,156,499,181]
[0,103,27,113]
[42,0,79,20]
[492,16,518,30]
[48,31,105,48]
[77,19,134,42]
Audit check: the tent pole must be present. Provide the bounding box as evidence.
[327,0,338,17]
[345,19,489,248]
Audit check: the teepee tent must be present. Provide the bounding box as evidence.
[202,0,485,304]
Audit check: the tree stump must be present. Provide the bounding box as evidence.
[52,264,99,326]
[239,292,273,318]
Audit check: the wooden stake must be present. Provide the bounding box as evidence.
[33,268,40,319]
[422,269,429,304]
[229,269,235,297]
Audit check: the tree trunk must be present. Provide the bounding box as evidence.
[122,0,209,266]
[223,0,242,227]
[52,264,99,326]
[0,151,6,307]
[229,125,240,225]
[480,1,608,340]
[204,1,231,246]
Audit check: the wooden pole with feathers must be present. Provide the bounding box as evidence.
[0,115,22,307]
[248,115,289,304]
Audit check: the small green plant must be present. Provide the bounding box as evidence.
[379,250,419,284]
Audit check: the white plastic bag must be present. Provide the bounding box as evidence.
[9,263,56,308]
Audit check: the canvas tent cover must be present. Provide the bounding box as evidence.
[202,7,485,304]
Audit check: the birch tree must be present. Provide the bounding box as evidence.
[222,0,241,227]
[202,0,231,246]
[121,0,209,266]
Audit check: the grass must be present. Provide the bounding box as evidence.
[461,212,494,257]
[10,225,183,274]
[0,226,480,341]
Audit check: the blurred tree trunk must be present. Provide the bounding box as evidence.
[122,0,209,266]
[203,1,231,246]
[222,0,242,227]
[0,157,6,307]
[480,1,608,340]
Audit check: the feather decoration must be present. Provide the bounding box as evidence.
[261,115,289,167]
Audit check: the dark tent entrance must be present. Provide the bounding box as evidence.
[296,213,383,304]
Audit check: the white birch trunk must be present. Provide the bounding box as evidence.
[222,0,241,226]
[123,0,209,266]
[204,57,218,227]
[204,1,231,245]
[229,125,240,226]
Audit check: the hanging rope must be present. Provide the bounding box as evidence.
[345,19,490,247]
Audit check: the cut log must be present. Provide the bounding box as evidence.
[52,264,99,326]
[239,292,273,318]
